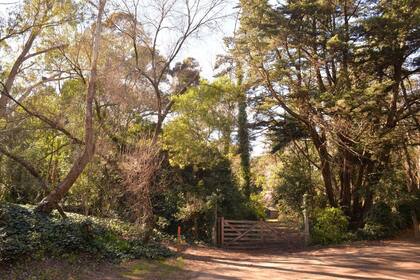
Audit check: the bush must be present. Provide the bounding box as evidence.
[311,207,349,245]
[356,222,388,240]
[356,202,403,240]
[0,203,173,263]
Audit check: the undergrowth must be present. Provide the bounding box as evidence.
[0,203,173,263]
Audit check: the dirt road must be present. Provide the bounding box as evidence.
[4,239,420,279]
[170,240,420,280]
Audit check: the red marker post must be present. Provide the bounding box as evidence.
[177,225,182,252]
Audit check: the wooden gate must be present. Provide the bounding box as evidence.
[217,217,303,249]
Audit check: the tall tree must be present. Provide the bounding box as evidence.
[235,0,419,225]
[35,0,107,213]
[236,65,252,198]
[108,0,227,142]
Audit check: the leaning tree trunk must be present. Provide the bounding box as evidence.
[35,0,107,214]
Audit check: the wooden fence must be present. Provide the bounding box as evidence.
[217,217,303,249]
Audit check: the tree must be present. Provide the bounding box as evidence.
[108,0,228,142]
[0,0,82,215]
[0,0,76,118]
[234,0,420,225]
[163,77,239,168]
[35,0,107,213]
[236,65,252,198]
[159,77,258,239]
[215,44,252,198]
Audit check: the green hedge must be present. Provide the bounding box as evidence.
[311,207,349,245]
[0,203,173,263]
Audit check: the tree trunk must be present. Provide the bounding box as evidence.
[319,150,337,208]
[312,130,337,207]
[340,150,352,215]
[0,145,49,191]
[35,0,106,214]
[0,31,38,117]
[350,163,365,228]
[152,115,163,144]
[411,209,419,238]
[403,144,420,238]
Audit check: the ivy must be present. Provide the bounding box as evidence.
[0,203,173,263]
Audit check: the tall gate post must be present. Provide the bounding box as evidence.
[303,193,310,246]
[260,219,265,244]
[212,201,218,245]
[220,216,224,247]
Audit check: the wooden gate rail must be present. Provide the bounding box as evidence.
[217,217,303,249]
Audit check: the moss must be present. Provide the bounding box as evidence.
[123,257,185,279]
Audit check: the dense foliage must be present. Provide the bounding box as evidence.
[0,203,172,263]
[312,207,349,245]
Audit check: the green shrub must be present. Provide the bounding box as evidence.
[356,202,403,240]
[311,207,349,245]
[367,203,395,227]
[356,222,387,240]
[0,203,173,263]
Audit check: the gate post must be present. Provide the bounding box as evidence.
[220,216,224,247]
[216,217,221,246]
[302,193,310,246]
[260,219,265,244]
[212,201,218,246]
